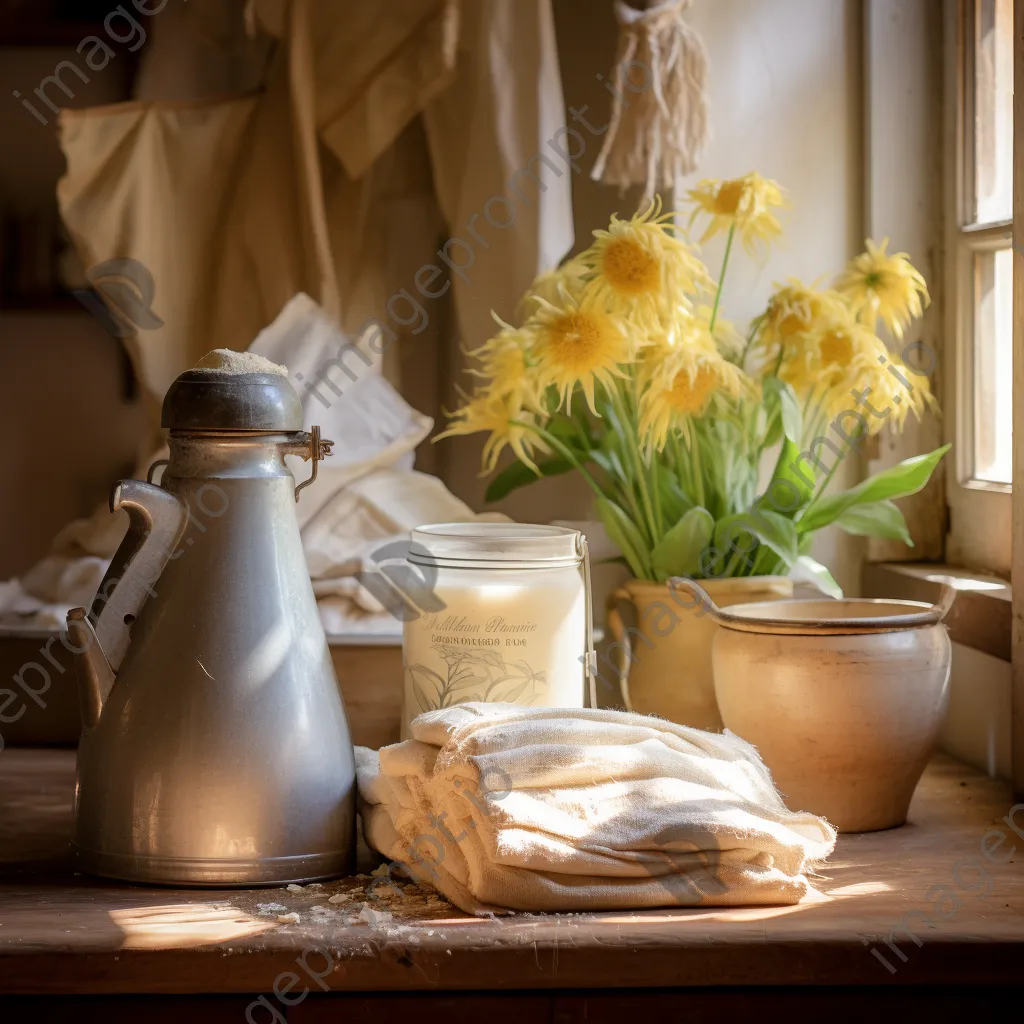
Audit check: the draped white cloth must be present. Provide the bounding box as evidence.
[0,297,504,637]
[56,0,573,433]
[5,0,573,633]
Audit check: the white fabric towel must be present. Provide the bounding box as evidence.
[0,296,505,637]
[355,703,836,915]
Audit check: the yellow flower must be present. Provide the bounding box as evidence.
[579,197,713,330]
[466,327,546,413]
[836,238,930,338]
[638,316,750,449]
[769,302,937,434]
[523,291,633,413]
[828,350,938,434]
[762,280,841,341]
[688,173,786,255]
[636,309,710,387]
[435,391,548,474]
[752,280,848,371]
[818,329,856,370]
[516,259,587,323]
[777,314,882,404]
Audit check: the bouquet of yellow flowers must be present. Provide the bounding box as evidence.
[438,174,949,596]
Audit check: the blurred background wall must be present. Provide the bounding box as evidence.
[0,48,142,577]
[0,0,865,593]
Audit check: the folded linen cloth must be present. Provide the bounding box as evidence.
[355,703,836,914]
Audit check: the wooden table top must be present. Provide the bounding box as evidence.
[0,748,1022,995]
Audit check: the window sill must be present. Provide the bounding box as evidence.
[861,562,1010,661]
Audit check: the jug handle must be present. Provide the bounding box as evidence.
[89,480,188,672]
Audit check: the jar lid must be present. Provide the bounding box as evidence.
[409,523,583,568]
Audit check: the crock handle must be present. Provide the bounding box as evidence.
[666,577,729,625]
[932,582,958,623]
[606,588,637,711]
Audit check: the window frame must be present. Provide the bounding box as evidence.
[945,0,1014,577]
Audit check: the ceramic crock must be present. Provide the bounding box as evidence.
[605,576,793,730]
[671,579,956,833]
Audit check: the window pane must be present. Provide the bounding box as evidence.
[973,247,1013,484]
[972,0,1013,224]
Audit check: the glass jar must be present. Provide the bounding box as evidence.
[400,523,594,737]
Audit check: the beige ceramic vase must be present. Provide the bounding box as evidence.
[672,579,956,833]
[605,576,793,730]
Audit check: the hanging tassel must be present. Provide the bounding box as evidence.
[591,0,709,207]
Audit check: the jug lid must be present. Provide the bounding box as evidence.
[162,369,303,431]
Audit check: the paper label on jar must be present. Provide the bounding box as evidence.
[402,581,585,730]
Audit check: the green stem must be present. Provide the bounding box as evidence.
[608,383,659,543]
[739,313,764,371]
[802,406,869,516]
[638,416,665,538]
[803,455,842,516]
[612,369,673,539]
[689,431,707,509]
[708,222,736,333]
[670,434,693,506]
[648,461,664,537]
[510,420,604,499]
[559,408,589,451]
[594,391,646,530]
[805,392,830,446]
[609,470,646,540]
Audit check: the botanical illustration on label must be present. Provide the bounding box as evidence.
[406,643,545,714]
[401,577,586,736]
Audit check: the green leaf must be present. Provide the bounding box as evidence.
[708,514,754,576]
[597,392,625,435]
[592,444,628,481]
[655,466,696,528]
[711,508,799,576]
[569,390,598,442]
[588,448,615,475]
[651,507,714,582]
[759,437,816,519]
[762,377,803,444]
[761,413,784,451]
[484,457,573,503]
[799,443,950,533]
[791,555,843,599]
[596,497,651,579]
[750,547,786,577]
[742,508,799,566]
[724,454,758,515]
[834,499,913,545]
[546,413,584,444]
